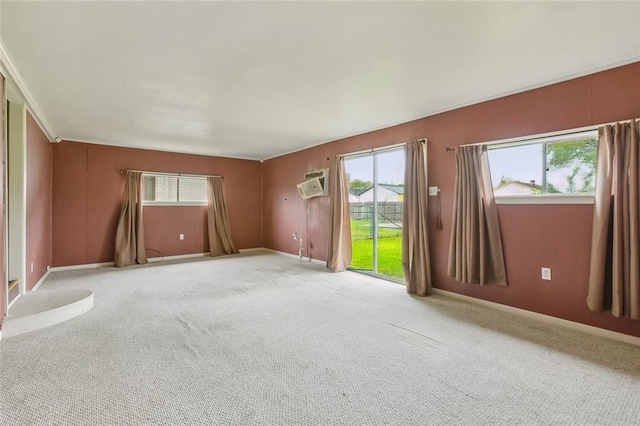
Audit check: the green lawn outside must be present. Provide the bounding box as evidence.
[350,219,403,279]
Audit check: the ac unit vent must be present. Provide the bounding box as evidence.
[303,169,329,196]
[297,178,325,200]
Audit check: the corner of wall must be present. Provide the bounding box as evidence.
[25,111,53,292]
[260,159,265,248]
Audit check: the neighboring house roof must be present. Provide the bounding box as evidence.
[353,184,404,200]
[494,180,543,195]
[350,185,373,196]
[496,180,542,191]
[348,193,361,202]
[378,184,404,194]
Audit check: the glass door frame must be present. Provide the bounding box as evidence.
[343,143,405,281]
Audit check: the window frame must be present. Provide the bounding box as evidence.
[142,172,208,207]
[487,129,598,205]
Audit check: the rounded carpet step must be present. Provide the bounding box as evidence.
[3,289,94,338]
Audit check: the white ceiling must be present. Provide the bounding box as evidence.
[1,1,639,160]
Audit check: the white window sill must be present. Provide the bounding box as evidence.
[495,194,594,205]
[143,202,207,207]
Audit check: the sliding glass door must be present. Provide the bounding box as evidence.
[345,147,405,281]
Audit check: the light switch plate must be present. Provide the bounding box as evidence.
[428,186,439,196]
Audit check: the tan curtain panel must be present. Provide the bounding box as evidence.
[402,140,432,296]
[587,120,640,320]
[207,176,239,257]
[114,171,148,267]
[327,156,352,272]
[448,145,507,285]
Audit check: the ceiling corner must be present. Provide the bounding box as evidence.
[0,37,58,143]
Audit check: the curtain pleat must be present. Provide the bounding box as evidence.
[327,156,352,272]
[587,120,639,319]
[402,140,432,296]
[207,176,239,257]
[114,171,148,267]
[448,145,507,285]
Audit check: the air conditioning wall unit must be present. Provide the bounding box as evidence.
[296,169,329,199]
[304,169,329,195]
[297,178,324,199]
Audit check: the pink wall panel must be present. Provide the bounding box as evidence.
[52,143,262,266]
[144,206,208,257]
[52,143,88,266]
[0,74,5,324]
[26,113,52,291]
[85,145,125,263]
[263,61,640,337]
[456,75,593,145]
[590,62,640,124]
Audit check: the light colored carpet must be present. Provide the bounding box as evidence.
[1,250,639,425]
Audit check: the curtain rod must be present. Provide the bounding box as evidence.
[340,139,426,159]
[119,169,223,179]
[444,117,638,152]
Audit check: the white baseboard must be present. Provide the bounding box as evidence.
[432,288,640,348]
[265,248,327,266]
[238,247,268,254]
[8,249,638,347]
[31,269,52,292]
[49,261,114,272]
[148,252,209,263]
[7,293,21,310]
[151,249,267,261]
[49,253,210,270]
[47,249,264,271]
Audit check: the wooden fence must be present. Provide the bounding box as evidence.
[349,202,403,225]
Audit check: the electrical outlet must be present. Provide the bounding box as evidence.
[179,234,184,241]
[428,186,439,196]
[541,267,551,281]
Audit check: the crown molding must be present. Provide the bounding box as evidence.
[0,37,57,143]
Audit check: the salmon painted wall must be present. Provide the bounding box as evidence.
[263,62,640,337]
[26,112,52,291]
[0,73,5,326]
[52,142,262,266]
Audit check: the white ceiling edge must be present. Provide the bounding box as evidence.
[61,137,263,163]
[262,55,640,161]
[1,29,638,162]
[0,38,58,143]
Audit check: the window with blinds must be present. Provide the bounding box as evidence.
[142,174,207,205]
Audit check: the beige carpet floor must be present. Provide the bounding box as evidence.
[1,250,639,425]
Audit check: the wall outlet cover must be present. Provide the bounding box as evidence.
[428,186,439,196]
[541,267,551,280]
